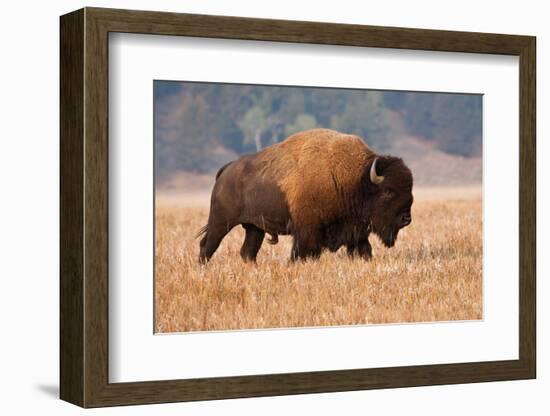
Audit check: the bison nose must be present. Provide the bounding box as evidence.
[401,214,411,227]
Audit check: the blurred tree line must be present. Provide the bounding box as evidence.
[154,81,481,180]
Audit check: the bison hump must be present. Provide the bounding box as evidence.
[260,129,374,228]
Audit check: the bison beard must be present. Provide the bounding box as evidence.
[198,128,413,263]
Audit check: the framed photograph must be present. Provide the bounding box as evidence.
[60,7,536,408]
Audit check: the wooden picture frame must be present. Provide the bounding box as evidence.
[60,7,536,408]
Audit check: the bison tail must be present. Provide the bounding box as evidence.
[195,224,208,239]
[266,233,279,245]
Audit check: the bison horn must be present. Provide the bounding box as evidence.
[370,157,384,184]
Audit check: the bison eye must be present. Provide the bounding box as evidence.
[382,189,396,200]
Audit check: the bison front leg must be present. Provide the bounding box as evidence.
[346,238,372,260]
[290,229,322,261]
[240,224,265,262]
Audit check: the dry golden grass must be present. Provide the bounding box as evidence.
[155,188,482,333]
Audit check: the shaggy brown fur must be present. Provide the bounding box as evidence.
[198,128,413,263]
[257,129,373,229]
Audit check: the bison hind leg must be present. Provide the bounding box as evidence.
[240,224,265,262]
[198,222,234,263]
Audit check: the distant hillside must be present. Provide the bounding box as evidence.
[156,135,481,192]
[392,136,481,187]
[154,81,482,186]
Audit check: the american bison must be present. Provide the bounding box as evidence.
[198,128,413,263]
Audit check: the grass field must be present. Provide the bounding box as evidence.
[155,187,482,333]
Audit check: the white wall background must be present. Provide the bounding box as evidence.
[0,0,545,414]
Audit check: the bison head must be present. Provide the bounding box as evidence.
[364,156,413,247]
